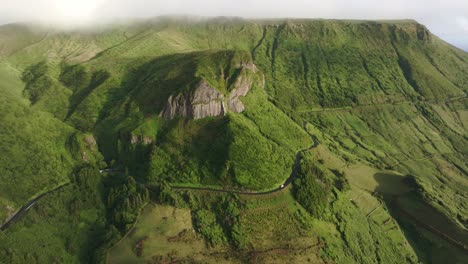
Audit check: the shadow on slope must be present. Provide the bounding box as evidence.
[373,172,468,263]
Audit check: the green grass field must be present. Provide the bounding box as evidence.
[107,204,216,264]
[0,17,467,263]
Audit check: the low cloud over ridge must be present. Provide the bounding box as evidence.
[0,0,467,50]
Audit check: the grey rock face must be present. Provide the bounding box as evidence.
[227,69,253,112]
[83,135,97,146]
[130,135,153,145]
[160,63,262,120]
[191,81,226,119]
[239,62,258,73]
[160,80,226,119]
[81,134,97,162]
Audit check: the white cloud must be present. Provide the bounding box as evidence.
[0,0,467,49]
[52,0,104,23]
[456,16,468,32]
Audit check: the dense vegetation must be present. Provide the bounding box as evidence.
[0,163,150,263]
[0,17,467,263]
[293,158,332,218]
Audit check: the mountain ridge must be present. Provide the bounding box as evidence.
[0,17,467,263]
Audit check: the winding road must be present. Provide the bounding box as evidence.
[172,134,319,195]
[1,125,318,231]
[0,183,69,231]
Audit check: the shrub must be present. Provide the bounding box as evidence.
[293,160,332,218]
[192,209,227,246]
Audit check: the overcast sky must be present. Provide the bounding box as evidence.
[0,0,467,50]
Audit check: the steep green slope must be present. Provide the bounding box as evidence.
[240,20,468,227]
[0,23,46,59]
[68,19,467,216]
[67,49,310,189]
[0,17,467,263]
[0,62,73,222]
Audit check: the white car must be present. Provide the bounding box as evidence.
[280,184,285,188]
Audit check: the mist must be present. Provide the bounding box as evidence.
[0,0,467,50]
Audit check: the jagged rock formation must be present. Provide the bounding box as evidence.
[160,63,261,119]
[160,80,225,119]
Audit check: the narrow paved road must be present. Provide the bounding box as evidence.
[0,183,69,231]
[100,125,319,195]
[1,126,318,231]
[172,134,319,195]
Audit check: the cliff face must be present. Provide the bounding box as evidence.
[160,63,261,119]
[160,80,225,119]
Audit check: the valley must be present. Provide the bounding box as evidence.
[0,17,466,263]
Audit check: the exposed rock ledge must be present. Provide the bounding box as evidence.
[160,63,262,120]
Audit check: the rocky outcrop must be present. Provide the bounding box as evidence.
[160,80,226,119]
[80,134,97,162]
[160,63,262,120]
[415,24,431,42]
[227,64,258,112]
[130,134,154,145]
[83,135,97,147]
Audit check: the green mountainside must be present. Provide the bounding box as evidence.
[0,17,467,263]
